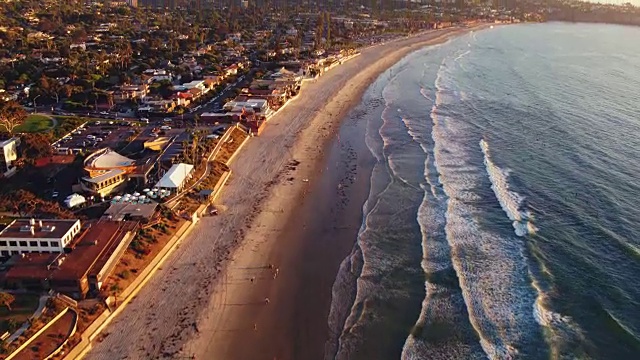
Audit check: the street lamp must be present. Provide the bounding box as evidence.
[32,95,41,113]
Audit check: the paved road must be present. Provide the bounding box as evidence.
[85,28,461,360]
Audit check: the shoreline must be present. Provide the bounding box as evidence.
[84,24,490,360]
[187,24,490,360]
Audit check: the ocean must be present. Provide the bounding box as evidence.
[325,23,640,360]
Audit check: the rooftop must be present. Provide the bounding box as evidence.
[0,219,79,239]
[82,168,125,184]
[3,253,61,280]
[85,148,135,169]
[52,221,137,281]
[0,137,19,148]
[103,202,158,221]
[155,163,194,189]
[3,221,138,284]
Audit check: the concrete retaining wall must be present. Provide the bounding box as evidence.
[44,309,78,360]
[63,219,198,360]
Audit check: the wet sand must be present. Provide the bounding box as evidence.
[187,26,488,360]
[85,25,487,360]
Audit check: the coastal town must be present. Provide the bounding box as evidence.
[0,0,637,359]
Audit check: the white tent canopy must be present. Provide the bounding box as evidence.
[155,163,194,192]
[64,193,86,208]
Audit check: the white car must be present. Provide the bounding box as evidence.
[96,138,104,142]
[160,125,171,130]
[140,118,149,123]
[86,135,95,139]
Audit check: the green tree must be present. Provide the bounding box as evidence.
[0,292,15,311]
[0,100,26,135]
[20,133,53,160]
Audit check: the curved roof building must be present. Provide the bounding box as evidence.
[81,149,137,198]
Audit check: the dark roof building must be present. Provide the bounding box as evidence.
[3,220,138,299]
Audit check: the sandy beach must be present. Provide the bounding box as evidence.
[85,25,486,360]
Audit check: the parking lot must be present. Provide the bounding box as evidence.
[53,120,140,154]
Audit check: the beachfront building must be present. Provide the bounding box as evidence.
[0,218,82,256]
[223,99,269,114]
[3,220,138,298]
[154,163,194,194]
[81,148,136,198]
[0,137,20,178]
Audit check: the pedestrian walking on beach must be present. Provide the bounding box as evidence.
[269,264,274,269]
[273,268,279,279]
[250,277,255,283]
[264,297,270,304]
[254,323,257,331]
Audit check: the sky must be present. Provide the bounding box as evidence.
[588,0,640,5]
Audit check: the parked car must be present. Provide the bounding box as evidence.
[140,118,149,123]
[51,191,59,199]
[96,138,104,142]
[160,125,171,130]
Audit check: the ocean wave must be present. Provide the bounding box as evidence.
[480,139,537,236]
[454,50,471,63]
[429,59,548,359]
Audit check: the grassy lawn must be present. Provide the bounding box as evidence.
[15,115,53,133]
[0,293,40,334]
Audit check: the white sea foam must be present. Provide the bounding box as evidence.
[454,50,471,63]
[428,59,548,359]
[480,139,537,236]
[400,110,486,359]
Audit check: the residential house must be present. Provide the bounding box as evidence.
[114,84,149,103]
[226,32,242,42]
[203,75,223,88]
[0,89,18,102]
[223,99,269,114]
[225,64,239,76]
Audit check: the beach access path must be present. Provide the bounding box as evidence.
[84,25,487,360]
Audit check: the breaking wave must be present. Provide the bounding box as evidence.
[480,139,537,236]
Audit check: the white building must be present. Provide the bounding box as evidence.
[0,219,82,257]
[155,163,194,193]
[0,137,20,178]
[224,99,269,114]
[182,80,206,91]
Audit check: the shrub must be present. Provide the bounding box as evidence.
[118,270,130,280]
